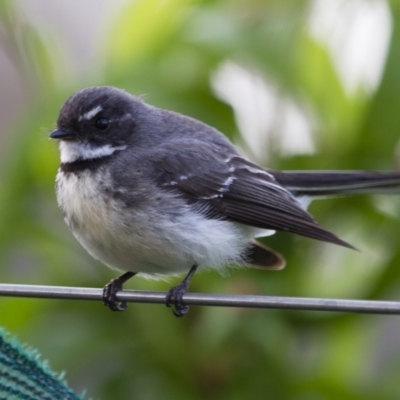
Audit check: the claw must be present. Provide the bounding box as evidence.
[165,264,198,317]
[102,271,136,312]
[166,286,190,317]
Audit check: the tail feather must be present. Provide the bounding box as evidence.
[272,171,400,197]
[243,240,286,270]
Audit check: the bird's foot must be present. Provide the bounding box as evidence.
[166,264,198,317]
[103,271,136,312]
[166,283,190,317]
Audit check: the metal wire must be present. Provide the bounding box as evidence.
[0,283,399,314]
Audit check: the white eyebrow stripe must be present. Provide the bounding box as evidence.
[78,105,103,121]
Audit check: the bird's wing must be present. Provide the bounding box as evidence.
[146,140,352,248]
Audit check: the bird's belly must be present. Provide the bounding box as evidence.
[56,171,251,277]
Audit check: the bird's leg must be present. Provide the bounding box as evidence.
[166,264,198,317]
[103,271,136,312]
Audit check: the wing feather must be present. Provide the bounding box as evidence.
[146,141,353,248]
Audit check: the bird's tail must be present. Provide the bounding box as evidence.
[272,171,400,197]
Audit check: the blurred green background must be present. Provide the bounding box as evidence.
[1,0,400,398]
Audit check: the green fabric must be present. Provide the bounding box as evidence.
[0,329,84,400]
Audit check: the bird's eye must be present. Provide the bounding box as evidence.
[95,117,110,130]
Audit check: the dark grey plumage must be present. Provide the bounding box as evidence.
[50,86,400,315]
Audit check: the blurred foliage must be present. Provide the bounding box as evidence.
[1,0,400,399]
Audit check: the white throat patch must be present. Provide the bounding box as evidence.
[59,141,127,163]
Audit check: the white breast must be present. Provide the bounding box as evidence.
[56,170,256,278]
[56,170,120,262]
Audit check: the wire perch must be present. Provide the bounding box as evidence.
[0,283,399,315]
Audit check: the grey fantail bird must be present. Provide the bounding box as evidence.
[50,86,400,316]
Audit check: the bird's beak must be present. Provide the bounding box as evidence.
[49,129,77,140]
